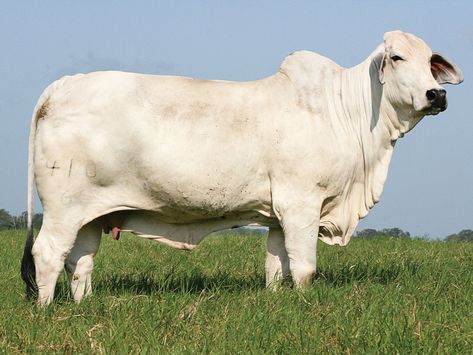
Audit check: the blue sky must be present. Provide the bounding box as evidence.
[1,1,472,238]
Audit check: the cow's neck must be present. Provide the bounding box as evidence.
[336,50,423,215]
[277,49,425,238]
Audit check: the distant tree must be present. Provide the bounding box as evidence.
[0,209,14,230]
[445,229,473,242]
[355,227,410,239]
[445,234,460,242]
[355,228,379,239]
[12,211,28,230]
[33,213,43,229]
[457,229,473,241]
[381,227,410,238]
[0,210,43,230]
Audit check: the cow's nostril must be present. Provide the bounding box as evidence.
[426,89,438,102]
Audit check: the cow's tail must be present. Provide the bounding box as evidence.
[21,89,51,299]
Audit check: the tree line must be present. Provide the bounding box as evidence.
[0,209,42,230]
[1,208,472,242]
[354,227,473,242]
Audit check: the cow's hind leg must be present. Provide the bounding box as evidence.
[265,226,290,289]
[32,221,79,305]
[65,221,102,303]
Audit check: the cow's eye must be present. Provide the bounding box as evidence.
[391,55,404,62]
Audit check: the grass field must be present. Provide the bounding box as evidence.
[1,229,472,353]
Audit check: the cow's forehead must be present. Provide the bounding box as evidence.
[384,30,432,57]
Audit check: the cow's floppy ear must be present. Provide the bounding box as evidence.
[431,52,464,85]
[372,52,386,85]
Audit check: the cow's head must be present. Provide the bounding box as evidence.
[376,31,463,118]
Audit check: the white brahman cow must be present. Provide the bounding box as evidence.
[21,31,463,305]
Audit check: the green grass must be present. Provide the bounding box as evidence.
[1,230,472,353]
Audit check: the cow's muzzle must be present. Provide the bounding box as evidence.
[426,88,447,113]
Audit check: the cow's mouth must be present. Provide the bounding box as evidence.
[422,103,447,116]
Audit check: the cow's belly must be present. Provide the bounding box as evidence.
[101,209,276,250]
[133,167,271,220]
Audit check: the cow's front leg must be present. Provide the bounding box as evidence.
[265,226,290,289]
[275,201,320,289]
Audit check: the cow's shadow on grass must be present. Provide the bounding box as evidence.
[317,261,419,286]
[77,261,418,297]
[91,270,266,296]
